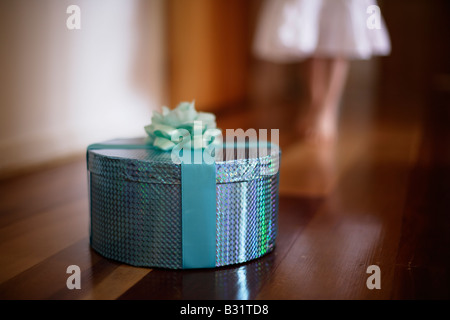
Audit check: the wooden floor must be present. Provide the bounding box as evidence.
[1,66,449,301]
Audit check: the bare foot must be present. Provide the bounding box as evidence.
[296,109,338,145]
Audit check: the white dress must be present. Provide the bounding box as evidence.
[253,0,391,62]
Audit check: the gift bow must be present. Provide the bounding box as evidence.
[144,101,222,151]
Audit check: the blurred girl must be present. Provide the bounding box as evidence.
[253,0,391,143]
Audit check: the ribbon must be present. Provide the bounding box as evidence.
[144,101,222,151]
[180,150,216,269]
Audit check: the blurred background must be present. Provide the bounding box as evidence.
[0,0,449,178]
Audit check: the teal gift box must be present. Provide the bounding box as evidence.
[87,137,280,269]
[86,101,280,269]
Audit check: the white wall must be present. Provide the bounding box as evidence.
[0,0,167,175]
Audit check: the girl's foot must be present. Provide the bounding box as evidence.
[296,108,338,145]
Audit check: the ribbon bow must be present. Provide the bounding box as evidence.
[144,101,222,151]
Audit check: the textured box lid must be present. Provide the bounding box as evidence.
[87,137,280,184]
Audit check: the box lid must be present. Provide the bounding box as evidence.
[87,138,280,184]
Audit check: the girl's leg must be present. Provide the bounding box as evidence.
[297,56,349,143]
[296,58,323,139]
[319,56,349,139]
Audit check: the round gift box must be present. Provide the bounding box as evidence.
[87,138,280,269]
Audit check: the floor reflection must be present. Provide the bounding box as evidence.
[209,252,275,300]
[118,250,276,300]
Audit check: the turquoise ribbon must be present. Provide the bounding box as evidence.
[87,140,217,269]
[180,150,216,269]
[144,101,221,151]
